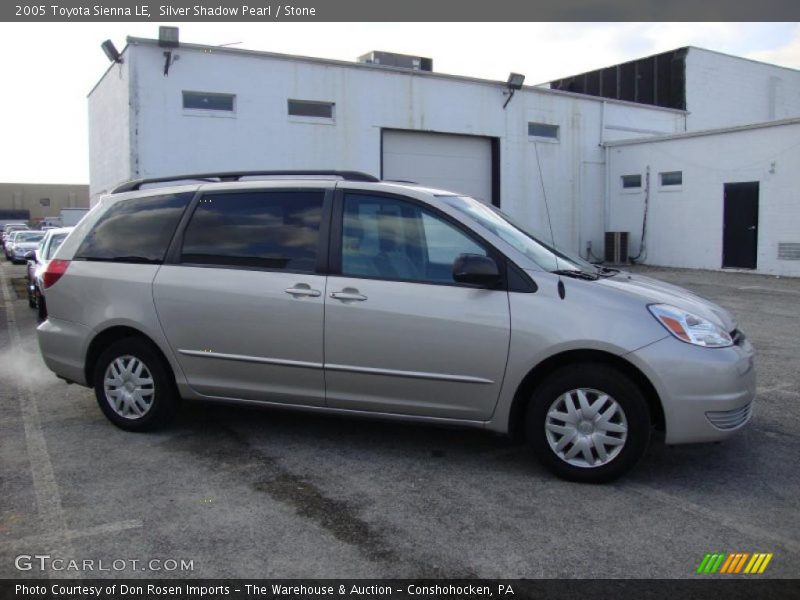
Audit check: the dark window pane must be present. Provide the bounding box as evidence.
[181,191,324,272]
[288,100,334,118]
[183,91,235,111]
[621,174,642,189]
[342,194,486,284]
[528,122,559,139]
[76,193,192,262]
[660,171,683,186]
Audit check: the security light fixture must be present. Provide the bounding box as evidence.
[159,27,180,76]
[158,26,180,48]
[101,40,123,64]
[503,72,526,109]
[507,73,526,90]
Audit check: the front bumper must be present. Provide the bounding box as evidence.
[626,334,756,444]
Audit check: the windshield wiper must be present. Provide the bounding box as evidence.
[551,269,599,281]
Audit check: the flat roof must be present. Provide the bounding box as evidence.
[605,116,800,147]
[687,45,800,76]
[544,45,800,86]
[116,36,687,115]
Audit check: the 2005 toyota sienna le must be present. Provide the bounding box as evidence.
[37,170,755,482]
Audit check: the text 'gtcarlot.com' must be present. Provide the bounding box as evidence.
[14,554,194,572]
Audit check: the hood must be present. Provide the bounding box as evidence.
[15,241,41,250]
[595,271,737,332]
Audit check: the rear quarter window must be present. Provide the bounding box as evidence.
[75,193,193,263]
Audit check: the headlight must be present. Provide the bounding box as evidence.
[648,304,733,348]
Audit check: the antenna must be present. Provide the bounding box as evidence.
[532,141,564,298]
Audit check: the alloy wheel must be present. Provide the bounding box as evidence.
[103,355,156,419]
[544,388,628,468]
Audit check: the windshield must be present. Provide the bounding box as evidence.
[16,231,45,243]
[440,195,599,275]
[46,233,69,259]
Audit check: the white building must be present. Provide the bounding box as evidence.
[607,118,800,277]
[549,46,800,129]
[88,36,800,275]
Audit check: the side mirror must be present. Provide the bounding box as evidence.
[453,254,501,288]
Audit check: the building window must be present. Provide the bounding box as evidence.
[288,99,335,119]
[182,91,235,112]
[528,122,559,140]
[659,171,683,187]
[621,175,642,189]
[40,197,51,207]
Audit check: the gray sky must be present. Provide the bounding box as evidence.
[0,22,798,184]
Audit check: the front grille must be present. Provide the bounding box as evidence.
[730,329,745,346]
[706,402,753,430]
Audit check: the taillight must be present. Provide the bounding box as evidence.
[43,259,70,289]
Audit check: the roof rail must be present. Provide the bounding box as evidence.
[111,170,380,193]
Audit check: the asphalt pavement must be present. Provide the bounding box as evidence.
[1,259,798,579]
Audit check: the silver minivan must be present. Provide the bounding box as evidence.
[37,171,755,482]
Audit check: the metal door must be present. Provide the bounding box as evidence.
[722,182,759,269]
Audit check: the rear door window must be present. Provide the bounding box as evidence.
[180,190,325,272]
[75,193,193,263]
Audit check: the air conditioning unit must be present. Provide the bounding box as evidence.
[604,231,629,264]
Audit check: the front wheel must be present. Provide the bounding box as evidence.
[93,337,179,431]
[526,363,651,483]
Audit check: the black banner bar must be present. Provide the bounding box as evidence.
[3,579,800,600]
[3,0,800,22]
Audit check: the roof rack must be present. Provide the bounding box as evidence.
[112,170,380,193]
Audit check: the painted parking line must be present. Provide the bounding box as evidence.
[628,485,800,555]
[0,264,80,578]
[0,519,143,552]
[1,265,145,577]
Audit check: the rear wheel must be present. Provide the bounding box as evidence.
[93,338,179,431]
[526,363,651,483]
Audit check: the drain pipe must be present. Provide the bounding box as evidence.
[602,100,610,239]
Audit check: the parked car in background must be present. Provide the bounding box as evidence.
[2,223,29,253]
[4,230,26,259]
[27,227,72,320]
[37,170,756,483]
[8,230,45,264]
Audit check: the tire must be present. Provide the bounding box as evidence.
[525,363,651,483]
[93,337,179,432]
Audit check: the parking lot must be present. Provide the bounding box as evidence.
[1,257,798,579]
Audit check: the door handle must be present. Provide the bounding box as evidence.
[747,226,757,231]
[330,290,367,301]
[285,286,321,297]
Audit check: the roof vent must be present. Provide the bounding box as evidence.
[358,51,432,72]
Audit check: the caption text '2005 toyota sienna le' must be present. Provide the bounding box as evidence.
[37,171,755,482]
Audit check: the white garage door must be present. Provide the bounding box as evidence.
[382,130,493,204]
